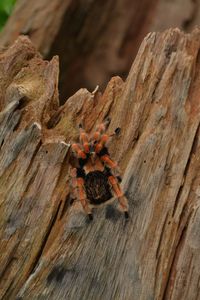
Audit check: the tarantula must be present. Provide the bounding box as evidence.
[69,119,129,220]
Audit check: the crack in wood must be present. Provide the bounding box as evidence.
[172,122,200,217]
[162,210,193,300]
[25,140,42,176]
[156,212,169,259]
[59,193,71,220]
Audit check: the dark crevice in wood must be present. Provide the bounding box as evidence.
[17,96,29,110]
[12,114,22,132]
[25,140,42,176]
[176,201,190,232]
[46,110,62,129]
[59,193,71,220]
[156,212,169,259]
[183,123,200,176]
[0,138,4,148]
[172,184,184,217]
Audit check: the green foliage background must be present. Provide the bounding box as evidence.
[0,0,16,31]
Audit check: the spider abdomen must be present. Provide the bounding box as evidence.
[85,171,112,205]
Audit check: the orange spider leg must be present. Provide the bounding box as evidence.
[72,143,86,159]
[92,118,110,143]
[76,177,93,218]
[92,126,104,144]
[79,127,90,153]
[92,120,120,154]
[93,130,101,142]
[96,119,110,134]
[95,134,109,153]
[100,154,117,168]
[108,175,129,218]
[100,154,122,179]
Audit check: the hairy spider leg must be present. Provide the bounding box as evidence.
[92,120,120,155]
[92,119,110,144]
[79,127,90,153]
[92,120,123,180]
[100,154,121,180]
[108,175,129,219]
[72,143,87,159]
[70,152,92,219]
[94,134,109,153]
[76,176,93,219]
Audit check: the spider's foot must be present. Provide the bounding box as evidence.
[124,211,129,220]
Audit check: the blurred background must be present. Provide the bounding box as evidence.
[0,0,199,103]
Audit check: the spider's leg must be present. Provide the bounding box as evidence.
[76,177,93,220]
[92,123,110,154]
[72,143,87,159]
[92,118,110,144]
[92,119,120,154]
[94,134,109,153]
[100,153,121,180]
[79,126,90,153]
[108,175,129,219]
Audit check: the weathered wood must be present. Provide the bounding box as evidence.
[0,29,200,300]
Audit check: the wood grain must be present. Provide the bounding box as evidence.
[0,28,200,299]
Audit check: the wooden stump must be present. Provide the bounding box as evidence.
[2,0,200,100]
[0,28,200,300]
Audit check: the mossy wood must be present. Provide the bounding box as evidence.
[0,29,200,300]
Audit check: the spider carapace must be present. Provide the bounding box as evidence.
[70,119,129,221]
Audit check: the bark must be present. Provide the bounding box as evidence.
[0,28,200,300]
[1,0,200,101]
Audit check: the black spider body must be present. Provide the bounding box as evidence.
[85,170,112,205]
